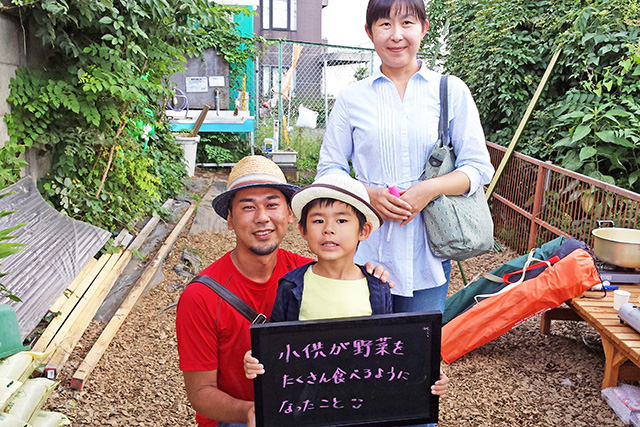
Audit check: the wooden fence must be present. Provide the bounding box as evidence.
[487,141,640,254]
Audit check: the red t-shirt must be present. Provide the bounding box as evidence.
[176,249,311,426]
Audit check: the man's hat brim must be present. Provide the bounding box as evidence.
[212,182,300,218]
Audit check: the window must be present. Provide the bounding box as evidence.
[261,66,292,98]
[261,0,297,31]
[262,0,270,29]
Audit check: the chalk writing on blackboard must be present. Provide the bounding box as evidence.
[251,312,441,427]
[278,336,407,362]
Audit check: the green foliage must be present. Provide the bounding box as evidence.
[354,67,370,81]
[0,192,26,302]
[2,0,258,230]
[286,128,323,173]
[423,0,640,192]
[197,133,252,164]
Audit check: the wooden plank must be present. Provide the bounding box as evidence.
[48,258,98,314]
[540,307,583,334]
[70,202,196,390]
[42,236,134,379]
[612,332,640,341]
[189,105,210,137]
[602,336,628,388]
[31,253,113,353]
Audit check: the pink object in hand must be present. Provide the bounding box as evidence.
[388,185,400,197]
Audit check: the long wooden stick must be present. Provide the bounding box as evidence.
[42,235,134,378]
[70,202,196,389]
[32,230,131,353]
[47,258,98,316]
[31,254,112,353]
[189,105,210,137]
[485,46,563,200]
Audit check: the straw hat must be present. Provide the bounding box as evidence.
[291,174,383,231]
[212,155,299,218]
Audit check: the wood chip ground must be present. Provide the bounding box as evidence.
[44,170,626,426]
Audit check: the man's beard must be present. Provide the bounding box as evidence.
[249,242,278,256]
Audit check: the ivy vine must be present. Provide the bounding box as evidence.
[0,0,263,230]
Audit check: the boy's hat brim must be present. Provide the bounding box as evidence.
[212,155,299,218]
[291,175,383,231]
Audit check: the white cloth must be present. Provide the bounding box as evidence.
[317,62,494,296]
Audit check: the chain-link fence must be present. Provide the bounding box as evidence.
[253,40,375,151]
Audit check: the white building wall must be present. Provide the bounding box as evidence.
[0,14,25,150]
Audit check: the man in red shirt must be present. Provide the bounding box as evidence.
[176,156,388,427]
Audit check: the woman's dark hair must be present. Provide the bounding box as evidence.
[299,198,367,234]
[365,0,427,31]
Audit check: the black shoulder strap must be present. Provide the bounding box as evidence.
[438,74,449,147]
[189,275,268,324]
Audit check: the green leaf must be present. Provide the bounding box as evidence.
[579,146,597,161]
[572,125,592,143]
[595,130,616,143]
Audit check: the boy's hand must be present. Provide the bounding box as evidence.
[363,262,395,289]
[244,350,265,379]
[431,369,449,399]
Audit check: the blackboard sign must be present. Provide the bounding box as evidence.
[250,312,442,427]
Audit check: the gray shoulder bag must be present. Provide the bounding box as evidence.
[421,75,494,261]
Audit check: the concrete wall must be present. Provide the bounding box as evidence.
[169,49,230,110]
[0,13,25,150]
[1,12,53,182]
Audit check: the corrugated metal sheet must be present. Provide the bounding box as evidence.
[0,177,111,339]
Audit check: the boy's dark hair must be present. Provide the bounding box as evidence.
[365,0,427,31]
[299,198,367,234]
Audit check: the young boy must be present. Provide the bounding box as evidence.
[244,174,448,399]
[271,173,390,322]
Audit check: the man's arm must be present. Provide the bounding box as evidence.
[183,369,254,425]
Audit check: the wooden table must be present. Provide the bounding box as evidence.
[541,284,640,389]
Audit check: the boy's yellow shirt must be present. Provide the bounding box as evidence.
[298,266,372,321]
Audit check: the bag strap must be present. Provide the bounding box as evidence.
[189,275,268,324]
[425,75,450,172]
[438,74,449,148]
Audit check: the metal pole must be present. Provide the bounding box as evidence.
[324,57,328,126]
[277,42,284,146]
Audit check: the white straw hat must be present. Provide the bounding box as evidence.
[212,155,299,218]
[291,174,383,230]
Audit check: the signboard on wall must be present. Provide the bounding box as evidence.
[250,312,442,427]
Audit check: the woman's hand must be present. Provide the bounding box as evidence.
[398,171,472,226]
[397,180,437,226]
[244,350,264,379]
[365,185,412,222]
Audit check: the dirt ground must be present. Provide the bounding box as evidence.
[44,170,625,426]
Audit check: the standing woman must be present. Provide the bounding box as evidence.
[316,0,494,315]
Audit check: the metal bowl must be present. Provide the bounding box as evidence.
[592,227,640,269]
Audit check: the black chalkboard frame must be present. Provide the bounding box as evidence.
[251,311,442,427]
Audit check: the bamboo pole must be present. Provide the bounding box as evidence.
[70,202,195,389]
[485,46,563,200]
